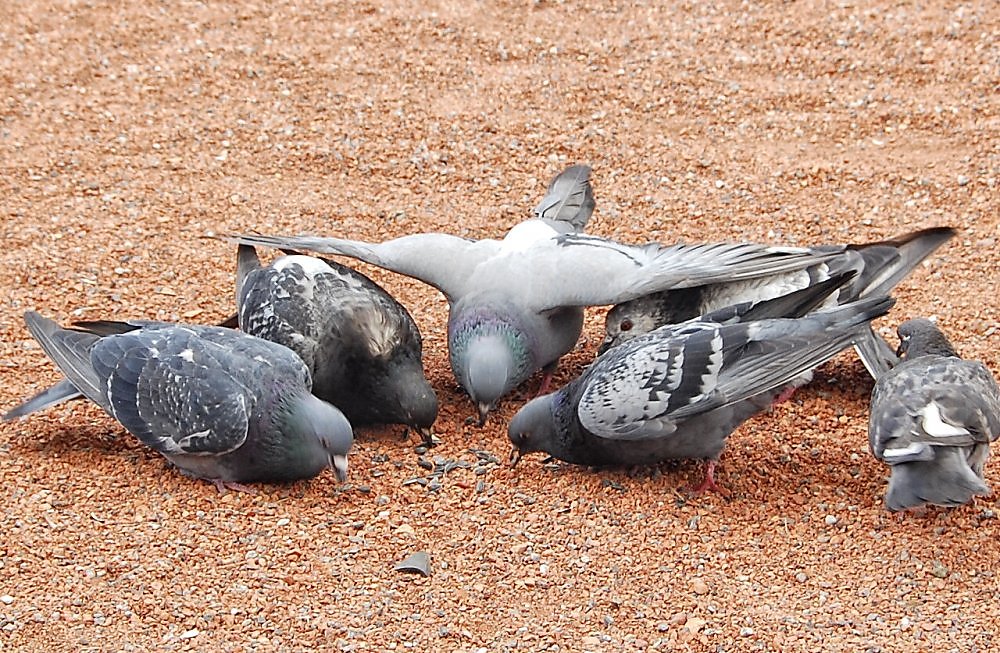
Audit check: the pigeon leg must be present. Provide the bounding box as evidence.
[417,427,436,447]
[684,461,730,497]
[772,386,798,405]
[536,361,559,397]
[211,479,258,495]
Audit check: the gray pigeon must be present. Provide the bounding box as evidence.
[226,166,852,422]
[7,312,353,489]
[235,245,438,443]
[600,227,954,362]
[508,287,894,494]
[869,319,1000,511]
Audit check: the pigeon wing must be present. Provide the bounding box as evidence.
[872,359,1000,464]
[520,235,839,312]
[576,322,728,439]
[92,331,251,456]
[226,232,501,300]
[534,164,595,231]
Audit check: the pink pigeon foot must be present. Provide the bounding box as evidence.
[684,460,730,497]
[772,385,798,405]
[212,479,258,494]
[536,362,558,397]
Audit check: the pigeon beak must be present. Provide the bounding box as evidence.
[331,454,349,483]
[476,402,492,427]
[597,336,614,356]
[418,427,435,447]
[509,446,523,468]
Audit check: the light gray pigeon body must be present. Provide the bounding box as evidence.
[869,319,1000,511]
[600,227,954,370]
[7,312,353,489]
[235,245,438,442]
[509,287,894,493]
[227,167,846,423]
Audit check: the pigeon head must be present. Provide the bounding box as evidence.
[507,393,558,465]
[600,298,666,354]
[281,393,354,482]
[466,336,515,425]
[896,318,958,359]
[449,308,534,424]
[376,355,440,436]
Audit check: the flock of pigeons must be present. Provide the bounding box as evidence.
[5,166,999,511]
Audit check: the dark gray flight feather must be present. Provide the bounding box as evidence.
[3,319,170,421]
[509,292,894,483]
[8,312,353,486]
[600,227,955,364]
[533,164,595,232]
[869,319,1000,511]
[234,245,438,438]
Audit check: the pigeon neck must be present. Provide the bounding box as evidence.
[903,329,958,359]
[450,309,534,406]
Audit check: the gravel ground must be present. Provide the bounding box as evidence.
[1,0,998,650]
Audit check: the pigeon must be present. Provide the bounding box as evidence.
[508,284,894,493]
[7,312,354,489]
[600,227,954,359]
[234,244,438,443]
[868,319,1000,511]
[226,170,846,423]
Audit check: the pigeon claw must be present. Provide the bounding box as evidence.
[476,402,492,427]
[509,446,523,468]
[211,479,258,495]
[683,460,729,497]
[417,427,436,447]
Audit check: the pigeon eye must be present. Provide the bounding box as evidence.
[620,319,633,332]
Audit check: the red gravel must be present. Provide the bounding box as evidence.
[1,1,998,650]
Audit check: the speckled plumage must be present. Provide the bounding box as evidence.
[235,245,438,438]
[7,312,353,486]
[869,319,1000,511]
[601,227,954,359]
[510,289,894,488]
[228,165,851,420]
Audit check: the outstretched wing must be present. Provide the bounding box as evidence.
[226,232,501,301]
[514,235,840,312]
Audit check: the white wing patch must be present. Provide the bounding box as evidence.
[700,269,811,311]
[693,329,724,402]
[170,429,211,453]
[273,254,332,278]
[919,402,970,438]
[179,348,194,362]
[500,219,559,253]
[883,442,930,461]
